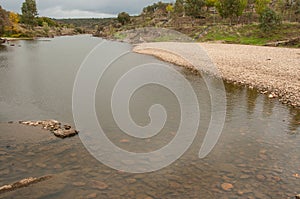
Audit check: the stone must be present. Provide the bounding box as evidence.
[0,175,52,194]
[237,190,244,196]
[86,193,97,199]
[91,180,108,190]
[126,178,137,184]
[240,175,251,179]
[53,128,78,138]
[272,176,281,182]
[127,191,135,197]
[36,163,47,168]
[293,173,300,178]
[221,183,234,191]
[72,182,86,187]
[120,139,130,143]
[20,120,79,138]
[169,181,181,189]
[54,164,62,169]
[256,174,266,181]
[63,124,72,130]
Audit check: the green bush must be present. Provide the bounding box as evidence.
[117,12,130,25]
[259,7,282,32]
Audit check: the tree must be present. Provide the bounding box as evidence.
[166,4,175,18]
[0,6,11,35]
[143,1,169,14]
[255,0,270,15]
[185,0,206,17]
[174,0,185,16]
[21,0,38,27]
[216,0,248,23]
[117,12,130,25]
[7,12,20,33]
[205,0,218,10]
[293,0,300,20]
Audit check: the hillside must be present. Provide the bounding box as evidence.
[92,1,300,47]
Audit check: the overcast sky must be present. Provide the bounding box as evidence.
[0,0,172,18]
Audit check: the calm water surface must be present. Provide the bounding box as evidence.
[0,35,299,198]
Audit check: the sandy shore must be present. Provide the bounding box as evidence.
[133,42,300,108]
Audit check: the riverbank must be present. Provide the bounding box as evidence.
[133,42,300,108]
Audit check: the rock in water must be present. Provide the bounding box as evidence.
[53,128,78,138]
[0,175,52,194]
[19,120,79,139]
[91,180,108,190]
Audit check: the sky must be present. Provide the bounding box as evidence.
[0,0,172,19]
[0,0,175,18]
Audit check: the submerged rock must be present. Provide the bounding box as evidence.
[0,175,52,194]
[221,183,234,191]
[19,120,79,139]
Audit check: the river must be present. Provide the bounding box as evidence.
[0,35,299,198]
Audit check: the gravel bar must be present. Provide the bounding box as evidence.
[133,42,300,108]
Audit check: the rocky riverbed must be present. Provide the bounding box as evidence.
[133,42,300,108]
[0,121,299,198]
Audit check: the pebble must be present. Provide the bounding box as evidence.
[120,139,130,143]
[126,178,137,184]
[72,182,86,187]
[133,43,300,107]
[221,183,234,191]
[256,174,266,181]
[36,163,47,168]
[272,176,281,182]
[86,193,97,199]
[91,180,108,190]
[169,181,181,189]
[127,191,136,197]
[240,175,251,179]
[54,164,62,169]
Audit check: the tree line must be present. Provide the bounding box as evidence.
[133,0,299,31]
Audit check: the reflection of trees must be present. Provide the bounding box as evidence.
[0,46,8,68]
[0,44,7,51]
[246,88,259,115]
[262,95,275,118]
[224,82,244,120]
[288,108,300,133]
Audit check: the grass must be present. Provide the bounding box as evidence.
[198,23,300,47]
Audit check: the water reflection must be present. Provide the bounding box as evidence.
[0,44,7,52]
[288,108,300,133]
[246,88,259,116]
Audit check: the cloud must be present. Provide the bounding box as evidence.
[0,0,173,18]
[39,7,116,19]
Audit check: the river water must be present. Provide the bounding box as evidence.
[0,35,299,198]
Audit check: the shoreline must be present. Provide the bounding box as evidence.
[133,42,300,108]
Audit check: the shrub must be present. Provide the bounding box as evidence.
[259,7,282,32]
